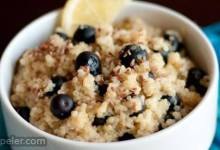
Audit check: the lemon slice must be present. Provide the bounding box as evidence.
[60,0,131,36]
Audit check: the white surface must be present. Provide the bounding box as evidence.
[0,1,219,150]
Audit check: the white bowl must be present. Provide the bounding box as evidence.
[0,1,219,150]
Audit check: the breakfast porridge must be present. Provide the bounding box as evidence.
[11,18,209,142]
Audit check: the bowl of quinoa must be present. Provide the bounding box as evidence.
[0,1,218,150]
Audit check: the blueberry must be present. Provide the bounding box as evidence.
[148,72,155,79]
[50,94,76,119]
[118,133,135,141]
[45,76,67,96]
[186,68,207,95]
[186,68,205,85]
[75,51,101,76]
[163,30,183,51]
[72,25,96,44]
[51,76,67,91]
[196,84,207,96]
[92,116,108,126]
[97,83,108,97]
[161,95,180,111]
[15,106,30,122]
[56,32,69,41]
[119,44,147,68]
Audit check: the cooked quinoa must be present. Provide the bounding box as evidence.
[11,18,209,142]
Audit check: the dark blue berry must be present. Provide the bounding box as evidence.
[16,106,30,122]
[73,25,96,44]
[196,84,207,96]
[45,76,67,96]
[186,68,207,95]
[186,68,205,86]
[92,116,108,126]
[118,133,135,141]
[120,44,147,68]
[164,30,183,51]
[75,51,101,76]
[97,83,108,97]
[50,94,76,119]
[56,32,69,41]
[161,95,180,111]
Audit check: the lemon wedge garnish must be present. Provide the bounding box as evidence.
[60,0,131,36]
